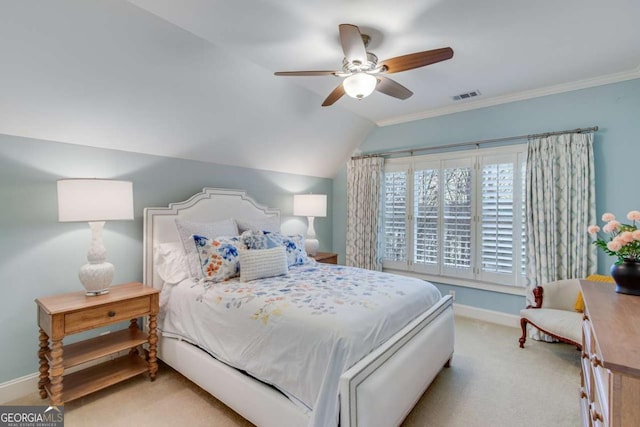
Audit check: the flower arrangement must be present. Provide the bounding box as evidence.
[587,211,640,263]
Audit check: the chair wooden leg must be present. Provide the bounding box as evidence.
[519,318,528,348]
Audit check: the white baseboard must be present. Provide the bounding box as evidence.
[0,372,39,404]
[453,303,520,328]
[0,350,130,404]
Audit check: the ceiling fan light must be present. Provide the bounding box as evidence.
[343,73,377,99]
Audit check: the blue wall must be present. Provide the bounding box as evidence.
[333,78,640,314]
[0,134,332,384]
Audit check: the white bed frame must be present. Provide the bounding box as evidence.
[143,188,454,427]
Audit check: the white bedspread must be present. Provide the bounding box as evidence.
[159,262,442,427]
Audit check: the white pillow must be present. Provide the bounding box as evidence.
[154,242,188,284]
[236,217,280,234]
[175,218,239,279]
[239,247,288,282]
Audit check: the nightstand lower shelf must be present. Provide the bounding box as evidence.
[44,354,148,403]
[44,328,148,369]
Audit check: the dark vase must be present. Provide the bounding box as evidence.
[610,258,640,296]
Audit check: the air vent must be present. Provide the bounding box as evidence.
[452,90,481,101]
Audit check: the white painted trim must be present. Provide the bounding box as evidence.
[0,350,129,404]
[453,303,520,329]
[383,268,528,296]
[0,372,39,404]
[377,68,640,127]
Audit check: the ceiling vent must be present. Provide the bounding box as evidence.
[452,90,481,101]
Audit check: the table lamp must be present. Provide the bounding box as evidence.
[293,194,327,256]
[57,179,134,295]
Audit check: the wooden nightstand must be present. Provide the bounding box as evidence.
[35,282,159,405]
[310,252,338,264]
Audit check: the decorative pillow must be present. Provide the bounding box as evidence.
[272,233,309,267]
[239,247,288,282]
[154,242,188,284]
[175,218,239,279]
[242,230,309,267]
[192,234,244,282]
[240,230,280,250]
[236,217,280,234]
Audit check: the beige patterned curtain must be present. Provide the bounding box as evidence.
[346,157,384,270]
[526,132,597,299]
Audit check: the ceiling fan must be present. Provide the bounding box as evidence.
[274,24,454,107]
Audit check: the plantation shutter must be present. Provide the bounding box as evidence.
[478,153,526,286]
[441,158,473,278]
[382,166,408,268]
[413,161,439,274]
[481,156,515,276]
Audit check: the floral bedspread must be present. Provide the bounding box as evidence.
[159,262,442,427]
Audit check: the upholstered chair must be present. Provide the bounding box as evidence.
[518,279,584,349]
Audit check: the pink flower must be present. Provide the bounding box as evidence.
[603,220,621,233]
[628,210,640,221]
[620,231,635,244]
[602,213,616,222]
[608,239,622,252]
[587,225,600,235]
[633,230,640,240]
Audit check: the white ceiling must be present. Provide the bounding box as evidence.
[129,0,640,124]
[1,1,638,178]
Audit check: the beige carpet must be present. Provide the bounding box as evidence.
[9,316,581,426]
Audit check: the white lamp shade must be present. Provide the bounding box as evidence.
[57,179,134,222]
[343,73,377,99]
[293,194,327,218]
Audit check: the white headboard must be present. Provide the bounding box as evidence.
[143,188,280,289]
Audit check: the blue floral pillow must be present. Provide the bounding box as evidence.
[192,235,244,282]
[265,232,310,267]
[240,230,279,250]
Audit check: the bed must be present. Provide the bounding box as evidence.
[143,188,454,427]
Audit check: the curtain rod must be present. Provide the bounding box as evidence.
[351,126,599,160]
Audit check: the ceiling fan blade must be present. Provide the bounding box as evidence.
[322,83,345,107]
[375,75,413,100]
[339,24,367,65]
[380,47,454,74]
[274,71,338,76]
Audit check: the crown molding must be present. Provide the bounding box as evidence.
[376,67,640,127]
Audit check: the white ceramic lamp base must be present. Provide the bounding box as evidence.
[79,221,114,296]
[305,216,320,256]
[305,238,319,256]
[79,262,114,295]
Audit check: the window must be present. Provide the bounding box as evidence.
[382,145,527,289]
[383,167,407,263]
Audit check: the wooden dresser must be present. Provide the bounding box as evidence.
[579,280,640,427]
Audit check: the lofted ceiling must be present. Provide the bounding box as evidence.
[0,1,638,178]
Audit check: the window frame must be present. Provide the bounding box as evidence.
[382,144,528,294]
